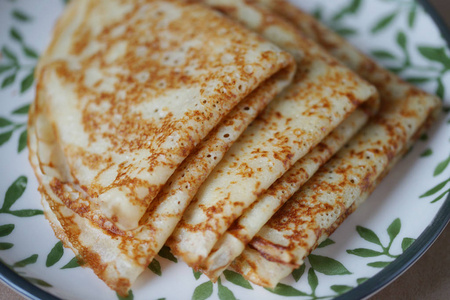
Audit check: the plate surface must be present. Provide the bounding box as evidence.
[0,0,449,299]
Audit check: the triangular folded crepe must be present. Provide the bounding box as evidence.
[29,0,297,295]
[34,0,295,231]
[228,0,441,287]
[187,0,374,280]
[200,107,369,280]
[167,0,379,269]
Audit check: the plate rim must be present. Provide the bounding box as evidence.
[0,0,449,299]
[335,1,450,297]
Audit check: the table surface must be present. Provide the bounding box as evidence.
[1,0,449,299]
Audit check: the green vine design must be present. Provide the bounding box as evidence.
[419,152,450,203]
[371,0,420,33]
[0,104,30,152]
[0,9,39,93]
[264,239,356,300]
[346,218,415,268]
[371,30,450,98]
[313,0,364,37]
[0,176,53,287]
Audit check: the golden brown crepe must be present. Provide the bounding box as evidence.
[200,107,370,280]
[167,0,379,270]
[29,0,296,295]
[227,0,442,287]
[34,0,295,232]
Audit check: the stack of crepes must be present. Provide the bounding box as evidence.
[27,0,441,297]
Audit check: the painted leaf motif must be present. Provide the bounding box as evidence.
[371,12,397,33]
[18,129,27,152]
[61,256,83,269]
[313,7,322,20]
[10,28,23,43]
[330,285,353,295]
[433,155,450,176]
[265,283,307,296]
[0,65,14,74]
[8,209,43,217]
[3,176,27,211]
[371,50,396,60]
[12,10,31,22]
[223,270,252,290]
[430,188,450,203]
[13,254,38,267]
[318,238,335,248]
[420,179,450,197]
[193,269,202,280]
[420,133,429,141]
[387,218,401,243]
[1,73,16,89]
[0,117,13,128]
[418,46,450,68]
[117,290,134,300]
[0,131,13,146]
[217,278,236,300]
[357,277,369,285]
[158,245,177,263]
[307,268,318,293]
[408,6,417,28]
[335,27,357,36]
[405,77,431,84]
[1,46,18,63]
[332,0,362,21]
[148,258,161,276]
[26,277,52,287]
[436,78,445,99]
[20,72,34,93]
[346,248,384,257]
[356,226,382,246]
[420,149,433,157]
[401,237,415,252]
[12,104,30,115]
[0,224,14,237]
[367,261,391,268]
[23,46,39,59]
[46,241,64,267]
[0,243,14,250]
[192,281,213,300]
[292,263,306,282]
[396,31,407,51]
[308,254,352,275]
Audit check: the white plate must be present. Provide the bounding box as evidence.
[0,0,449,299]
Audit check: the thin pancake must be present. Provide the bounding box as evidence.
[29,0,297,295]
[167,2,378,268]
[35,0,295,231]
[29,63,293,296]
[200,107,369,280]
[229,0,441,287]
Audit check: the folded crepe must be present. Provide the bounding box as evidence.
[167,0,379,269]
[187,0,373,280]
[200,107,369,280]
[34,0,295,232]
[29,0,297,295]
[228,0,442,287]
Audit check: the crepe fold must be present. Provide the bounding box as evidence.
[29,0,297,295]
[225,0,442,287]
[167,0,379,271]
[33,0,295,232]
